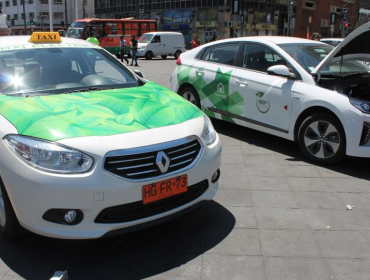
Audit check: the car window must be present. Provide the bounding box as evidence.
[204,44,239,66]
[138,34,153,43]
[152,36,161,43]
[242,43,286,72]
[0,48,137,95]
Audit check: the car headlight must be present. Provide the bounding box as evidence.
[201,116,217,146]
[350,98,370,114]
[4,135,94,174]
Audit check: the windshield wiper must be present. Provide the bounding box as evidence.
[62,87,115,94]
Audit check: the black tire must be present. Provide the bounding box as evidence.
[174,50,182,59]
[145,51,153,60]
[161,55,167,59]
[0,179,26,238]
[298,113,346,165]
[179,87,201,108]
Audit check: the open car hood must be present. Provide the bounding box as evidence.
[312,21,370,75]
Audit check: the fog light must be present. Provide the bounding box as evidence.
[64,210,77,223]
[43,209,83,225]
[211,169,221,183]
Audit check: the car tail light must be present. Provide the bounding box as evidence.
[176,56,182,65]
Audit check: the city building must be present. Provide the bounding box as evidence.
[94,0,290,44]
[290,0,358,38]
[1,0,94,35]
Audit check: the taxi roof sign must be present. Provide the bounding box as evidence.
[29,32,62,43]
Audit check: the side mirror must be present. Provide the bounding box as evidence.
[133,70,144,78]
[267,65,295,79]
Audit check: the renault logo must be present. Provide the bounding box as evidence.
[156,151,170,173]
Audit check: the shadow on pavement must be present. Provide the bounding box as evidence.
[0,201,234,280]
[213,119,370,180]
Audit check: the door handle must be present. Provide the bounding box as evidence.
[236,79,248,87]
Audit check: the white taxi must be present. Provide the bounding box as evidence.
[0,32,221,239]
[171,22,370,164]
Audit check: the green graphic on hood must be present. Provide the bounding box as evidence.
[177,65,244,123]
[0,82,203,141]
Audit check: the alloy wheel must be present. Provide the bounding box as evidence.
[183,91,197,105]
[304,121,340,159]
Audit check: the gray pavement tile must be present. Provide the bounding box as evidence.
[264,257,332,280]
[219,135,242,146]
[201,255,267,280]
[274,153,312,166]
[243,154,279,165]
[222,145,243,155]
[220,163,248,177]
[336,193,370,210]
[222,154,245,164]
[255,208,309,230]
[0,275,25,280]
[206,206,257,229]
[249,176,290,191]
[0,259,9,275]
[283,165,322,178]
[259,230,321,257]
[145,255,202,280]
[218,175,250,190]
[325,178,370,193]
[204,228,261,256]
[317,166,354,178]
[294,191,343,209]
[245,165,285,177]
[325,259,370,280]
[242,145,275,155]
[288,177,332,192]
[313,231,370,258]
[252,191,298,209]
[213,190,253,207]
[303,209,370,231]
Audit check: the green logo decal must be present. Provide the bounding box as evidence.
[256,91,270,113]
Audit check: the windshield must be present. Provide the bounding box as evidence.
[66,22,86,38]
[138,34,153,43]
[0,47,138,96]
[279,43,370,75]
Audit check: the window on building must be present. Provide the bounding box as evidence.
[39,0,48,3]
[0,2,2,7]
[6,14,10,20]
[54,12,63,19]
[21,13,25,19]
[12,0,16,5]
[54,0,62,4]
[29,12,34,19]
[39,11,49,19]
[13,14,18,20]
[5,0,9,6]
[28,0,33,3]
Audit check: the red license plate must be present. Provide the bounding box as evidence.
[142,175,188,205]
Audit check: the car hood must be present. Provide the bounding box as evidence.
[0,82,203,142]
[312,21,370,75]
[138,43,148,48]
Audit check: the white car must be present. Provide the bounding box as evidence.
[0,32,221,239]
[320,38,344,47]
[171,22,370,164]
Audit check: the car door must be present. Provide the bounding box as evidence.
[151,35,163,56]
[192,42,240,118]
[233,43,296,133]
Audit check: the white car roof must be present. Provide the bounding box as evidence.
[206,36,327,46]
[0,35,96,49]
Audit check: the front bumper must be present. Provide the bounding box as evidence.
[0,120,222,239]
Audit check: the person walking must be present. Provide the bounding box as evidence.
[191,34,201,48]
[119,36,129,65]
[130,35,139,66]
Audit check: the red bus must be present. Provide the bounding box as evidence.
[66,18,157,55]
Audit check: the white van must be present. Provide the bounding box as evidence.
[136,32,185,60]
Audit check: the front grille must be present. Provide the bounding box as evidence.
[95,180,208,224]
[104,137,203,180]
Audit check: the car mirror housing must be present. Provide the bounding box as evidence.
[133,70,144,78]
[267,65,293,78]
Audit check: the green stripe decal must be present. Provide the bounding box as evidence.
[0,82,203,141]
